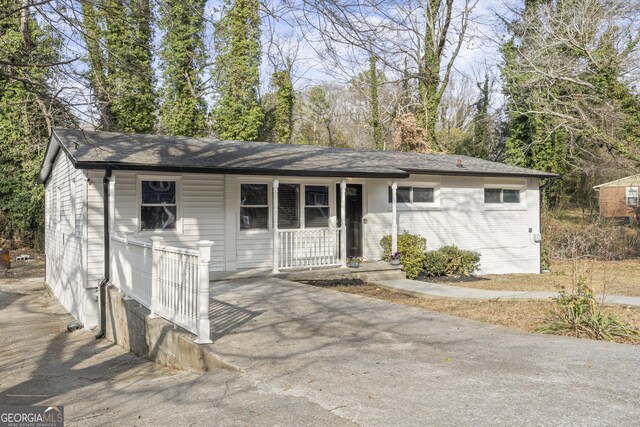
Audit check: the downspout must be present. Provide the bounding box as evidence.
[95,168,112,339]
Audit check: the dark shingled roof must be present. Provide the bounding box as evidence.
[37,128,559,183]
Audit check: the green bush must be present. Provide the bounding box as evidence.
[423,245,481,277]
[380,231,427,279]
[537,280,640,342]
[380,231,427,260]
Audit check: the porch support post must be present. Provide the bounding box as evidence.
[340,179,347,267]
[272,178,280,273]
[391,180,398,254]
[195,240,213,344]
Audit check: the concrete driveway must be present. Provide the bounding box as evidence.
[208,277,640,426]
[2,276,639,426]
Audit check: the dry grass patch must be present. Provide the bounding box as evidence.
[434,259,640,297]
[317,282,640,345]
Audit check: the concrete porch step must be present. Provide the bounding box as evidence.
[277,261,406,282]
[210,261,406,283]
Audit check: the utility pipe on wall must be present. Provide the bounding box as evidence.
[95,168,112,339]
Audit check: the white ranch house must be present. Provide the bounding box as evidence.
[38,129,557,337]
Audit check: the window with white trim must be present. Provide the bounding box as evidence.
[278,184,300,229]
[140,180,177,230]
[388,186,434,204]
[485,188,520,204]
[242,183,332,230]
[240,184,269,230]
[305,185,329,227]
[626,187,638,206]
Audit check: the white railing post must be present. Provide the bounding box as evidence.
[340,179,347,268]
[272,178,280,273]
[195,240,213,344]
[149,236,163,318]
[391,180,398,254]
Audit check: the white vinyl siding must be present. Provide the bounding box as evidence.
[86,170,105,289]
[110,171,225,272]
[365,175,541,274]
[44,151,98,328]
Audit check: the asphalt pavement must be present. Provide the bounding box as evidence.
[1,276,639,426]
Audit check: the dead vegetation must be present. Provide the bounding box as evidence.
[438,259,640,297]
[542,210,640,260]
[307,281,640,345]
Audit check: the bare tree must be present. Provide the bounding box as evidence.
[289,0,478,151]
[504,0,640,163]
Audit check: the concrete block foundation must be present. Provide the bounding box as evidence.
[105,285,236,373]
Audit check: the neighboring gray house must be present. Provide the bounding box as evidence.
[38,128,558,329]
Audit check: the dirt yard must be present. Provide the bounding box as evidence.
[427,259,640,297]
[0,248,45,281]
[306,281,640,346]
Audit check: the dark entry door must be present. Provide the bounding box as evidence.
[336,184,363,258]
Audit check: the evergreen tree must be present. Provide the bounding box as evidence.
[158,0,208,137]
[0,0,66,247]
[81,0,156,133]
[501,1,568,179]
[499,0,640,205]
[269,68,295,143]
[212,0,263,141]
[81,0,112,129]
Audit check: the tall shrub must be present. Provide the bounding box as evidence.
[380,232,427,279]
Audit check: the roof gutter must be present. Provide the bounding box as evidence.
[72,161,410,179]
[401,168,560,180]
[69,161,561,180]
[95,167,112,339]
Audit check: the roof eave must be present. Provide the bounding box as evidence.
[73,161,411,179]
[37,131,66,184]
[400,168,560,179]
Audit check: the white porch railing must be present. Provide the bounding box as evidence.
[278,228,342,270]
[111,234,153,306]
[110,234,213,344]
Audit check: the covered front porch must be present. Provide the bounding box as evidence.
[269,177,402,273]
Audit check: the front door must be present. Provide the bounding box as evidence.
[336,184,363,258]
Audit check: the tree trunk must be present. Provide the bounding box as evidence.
[369,54,383,150]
